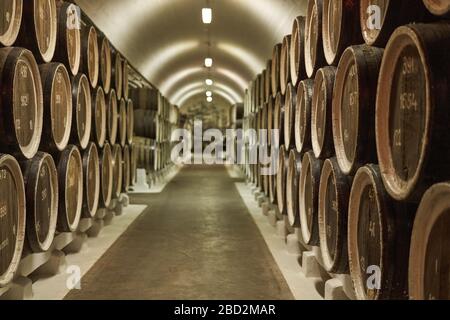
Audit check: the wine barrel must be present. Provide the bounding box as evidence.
[290,16,306,87]
[99,142,113,209]
[264,60,272,103]
[409,182,450,300]
[258,72,265,106]
[272,92,285,148]
[0,47,43,159]
[423,0,450,16]
[122,144,130,192]
[348,164,414,300]
[271,43,282,97]
[130,143,137,185]
[267,96,274,147]
[280,35,291,95]
[56,145,83,232]
[311,66,336,159]
[99,36,111,93]
[127,99,134,144]
[255,74,262,109]
[299,151,323,246]
[16,0,56,63]
[107,89,118,145]
[118,98,127,147]
[294,79,314,154]
[283,83,296,149]
[91,86,106,148]
[305,0,326,78]
[360,0,431,47]
[322,0,362,66]
[70,73,91,150]
[80,24,99,88]
[39,63,72,153]
[55,1,81,76]
[129,87,158,110]
[122,59,129,100]
[0,154,25,287]
[286,150,302,228]
[81,142,99,218]
[0,0,22,47]
[133,109,157,139]
[276,145,289,215]
[376,23,450,202]
[332,45,384,176]
[318,157,351,273]
[111,144,123,200]
[112,51,123,100]
[21,152,57,253]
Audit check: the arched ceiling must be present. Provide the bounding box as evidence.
[76,0,306,112]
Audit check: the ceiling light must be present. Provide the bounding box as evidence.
[204,58,213,67]
[202,8,212,24]
[207,97,213,102]
[205,79,213,86]
[206,91,212,97]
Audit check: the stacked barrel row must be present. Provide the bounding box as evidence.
[243,0,450,300]
[0,0,138,288]
[131,86,180,173]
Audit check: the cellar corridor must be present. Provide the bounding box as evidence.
[64,165,293,300]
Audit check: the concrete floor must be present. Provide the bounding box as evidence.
[65,165,293,300]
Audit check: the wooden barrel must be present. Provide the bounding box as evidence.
[280,35,291,95]
[322,0,362,66]
[122,144,130,192]
[39,63,72,153]
[272,92,285,148]
[409,182,450,300]
[360,0,431,47]
[348,164,414,300]
[133,109,157,139]
[0,0,22,47]
[99,142,112,209]
[130,143,137,185]
[55,1,81,76]
[318,157,351,273]
[255,74,262,109]
[423,0,450,16]
[264,60,272,103]
[122,59,129,100]
[107,88,118,145]
[271,43,282,97]
[56,145,83,232]
[111,144,123,200]
[290,16,306,87]
[126,99,134,144]
[16,0,56,63]
[0,154,26,287]
[0,47,43,159]
[286,150,302,228]
[311,66,336,159]
[294,79,314,154]
[305,0,326,78]
[112,51,123,100]
[99,36,111,93]
[376,23,450,202]
[21,152,57,253]
[80,24,99,88]
[118,98,127,147]
[276,145,289,215]
[299,151,323,245]
[70,73,92,150]
[283,82,296,149]
[129,87,159,110]
[91,86,106,148]
[332,45,384,176]
[81,142,99,218]
[259,72,265,106]
[266,96,274,147]
[268,156,277,205]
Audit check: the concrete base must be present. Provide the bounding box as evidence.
[267,209,278,227]
[276,220,288,239]
[301,251,323,278]
[325,278,349,300]
[261,202,270,216]
[286,234,302,255]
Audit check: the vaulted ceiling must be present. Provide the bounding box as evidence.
[76,0,306,112]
